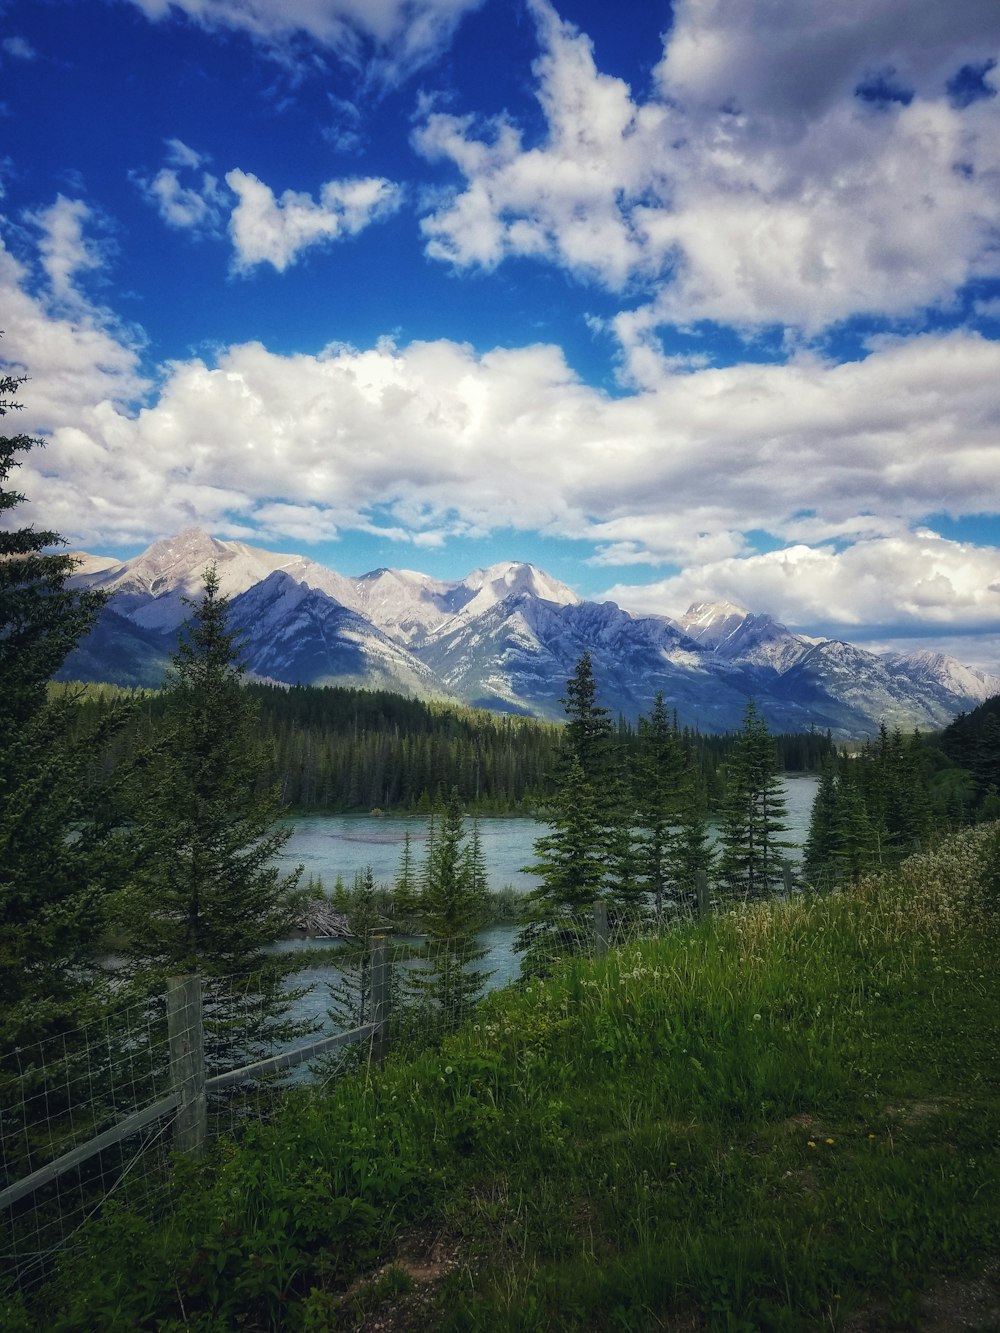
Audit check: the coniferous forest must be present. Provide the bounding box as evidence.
[60,679,837,815]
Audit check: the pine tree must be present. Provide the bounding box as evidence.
[517,654,616,965]
[517,754,606,966]
[673,761,714,909]
[117,568,307,1061]
[393,829,421,917]
[802,756,840,886]
[0,369,120,1052]
[563,650,613,785]
[717,700,793,900]
[634,692,683,923]
[408,788,488,1027]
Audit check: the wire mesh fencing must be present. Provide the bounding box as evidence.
[0,989,177,1294]
[2,861,815,1297]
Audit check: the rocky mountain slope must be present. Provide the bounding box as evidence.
[61,528,1000,737]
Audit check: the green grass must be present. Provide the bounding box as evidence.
[10,826,1000,1331]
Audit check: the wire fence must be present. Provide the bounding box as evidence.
[1,860,816,1297]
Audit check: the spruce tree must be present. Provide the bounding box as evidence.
[802,756,840,886]
[673,760,714,910]
[0,369,118,1051]
[517,754,606,966]
[832,769,881,881]
[517,654,616,966]
[117,568,307,1060]
[635,692,683,923]
[717,700,793,900]
[393,829,421,917]
[408,788,488,1027]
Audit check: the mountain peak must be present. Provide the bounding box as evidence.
[462,561,580,609]
[683,599,752,625]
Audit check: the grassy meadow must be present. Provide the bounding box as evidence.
[9,824,1000,1331]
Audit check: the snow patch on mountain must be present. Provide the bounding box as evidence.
[886,650,1000,703]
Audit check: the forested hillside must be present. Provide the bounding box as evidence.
[59,681,836,814]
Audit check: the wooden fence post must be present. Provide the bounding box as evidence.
[593,900,609,956]
[370,935,389,1066]
[695,870,710,920]
[166,975,207,1158]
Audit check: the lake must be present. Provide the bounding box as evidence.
[279,773,820,894]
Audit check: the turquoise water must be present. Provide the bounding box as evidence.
[279,773,820,893]
[273,775,820,1064]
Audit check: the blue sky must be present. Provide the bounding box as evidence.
[2,0,1000,669]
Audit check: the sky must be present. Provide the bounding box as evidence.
[2,0,1000,671]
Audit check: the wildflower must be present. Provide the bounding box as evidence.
[807,1140,817,1148]
[753,1013,762,1021]
[825,1138,835,1145]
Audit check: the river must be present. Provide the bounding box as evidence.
[269,774,821,1041]
[278,772,821,894]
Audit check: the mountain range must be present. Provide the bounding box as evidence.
[61,528,1000,738]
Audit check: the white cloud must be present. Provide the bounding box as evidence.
[25,196,107,306]
[414,0,1000,335]
[136,140,228,234]
[0,235,146,473]
[600,535,1000,634]
[225,169,402,271]
[655,0,999,118]
[8,311,998,572]
[2,36,37,61]
[122,0,483,83]
[3,215,998,641]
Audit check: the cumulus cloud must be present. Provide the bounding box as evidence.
[122,0,483,83]
[25,196,107,305]
[225,169,402,271]
[2,36,37,61]
[4,210,998,642]
[135,140,228,234]
[7,292,998,575]
[600,535,1000,635]
[415,0,1000,336]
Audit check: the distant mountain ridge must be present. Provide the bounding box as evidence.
[61,528,1000,738]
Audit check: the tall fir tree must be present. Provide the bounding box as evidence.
[117,568,307,1060]
[673,759,714,909]
[634,692,684,923]
[517,654,616,966]
[0,368,120,1052]
[409,788,489,1027]
[802,756,840,886]
[717,700,793,900]
[393,829,421,916]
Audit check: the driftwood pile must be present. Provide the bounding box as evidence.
[294,900,354,938]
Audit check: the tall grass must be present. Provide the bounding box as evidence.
[8,825,999,1331]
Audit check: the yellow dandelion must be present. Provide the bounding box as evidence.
[825,1138,835,1145]
[807,1140,817,1148]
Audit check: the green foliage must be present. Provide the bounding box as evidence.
[115,568,308,1059]
[633,691,713,919]
[717,700,794,899]
[25,827,1000,1330]
[803,724,946,887]
[0,369,127,1171]
[408,788,489,1026]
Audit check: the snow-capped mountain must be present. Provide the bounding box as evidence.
[884,649,1000,704]
[60,529,999,737]
[675,602,817,675]
[70,528,359,634]
[227,572,446,697]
